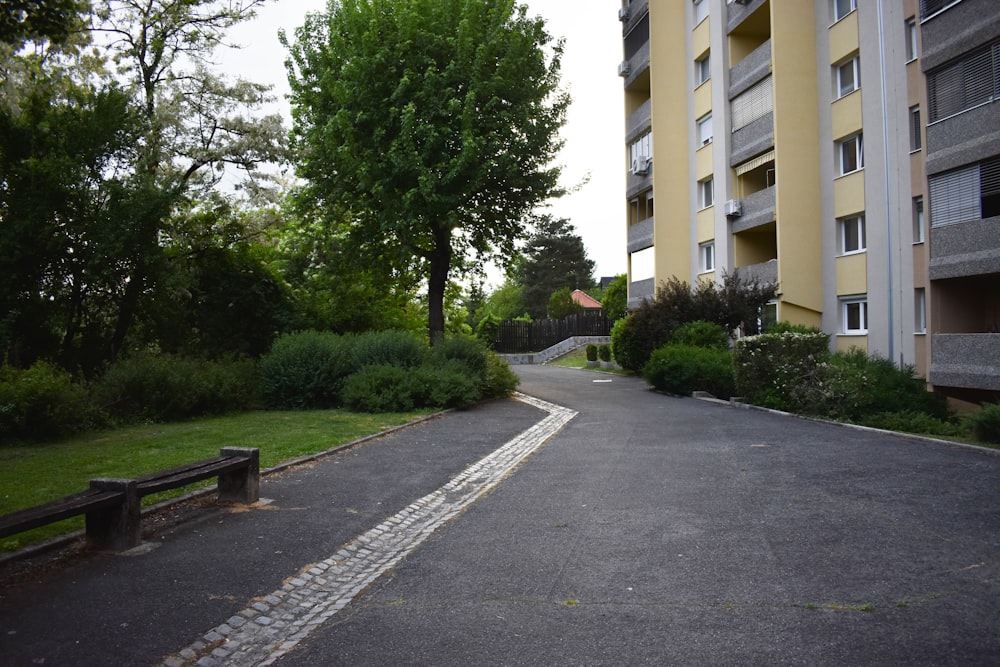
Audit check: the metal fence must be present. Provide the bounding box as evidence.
[487,313,615,354]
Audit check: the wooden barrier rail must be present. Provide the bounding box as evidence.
[0,447,259,552]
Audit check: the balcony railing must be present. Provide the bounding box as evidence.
[628,278,655,309]
[626,98,652,143]
[735,259,778,286]
[930,333,1000,390]
[731,186,776,234]
[729,39,772,99]
[627,217,654,254]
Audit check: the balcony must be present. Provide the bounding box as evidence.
[729,39,771,99]
[731,112,774,166]
[930,334,1000,391]
[726,0,769,33]
[621,0,649,36]
[730,186,776,234]
[628,278,655,309]
[735,258,778,286]
[929,216,1000,280]
[621,40,650,89]
[626,160,653,199]
[627,217,654,254]
[625,98,652,144]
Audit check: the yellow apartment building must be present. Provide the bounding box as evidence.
[620,0,1000,402]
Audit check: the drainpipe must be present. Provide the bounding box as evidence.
[877,0,896,363]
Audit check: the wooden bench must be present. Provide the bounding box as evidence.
[0,447,259,552]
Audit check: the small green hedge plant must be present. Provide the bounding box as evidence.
[598,344,612,362]
[95,354,259,423]
[585,344,598,362]
[643,344,735,398]
[733,331,831,413]
[671,320,729,350]
[965,403,1000,444]
[259,330,356,409]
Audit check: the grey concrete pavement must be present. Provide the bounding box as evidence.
[1,365,999,666]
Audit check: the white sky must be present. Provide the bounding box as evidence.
[220,1,626,285]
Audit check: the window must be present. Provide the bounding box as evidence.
[929,158,1000,226]
[699,242,715,273]
[836,57,860,98]
[629,132,652,173]
[926,39,1000,123]
[905,18,917,62]
[731,76,773,131]
[841,296,868,334]
[839,215,866,254]
[696,53,711,85]
[920,0,961,20]
[697,113,713,146]
[694,0,708,25]
[915,288,926,334]
[909,106,922,151]
[834,0,857,21]
[838,134,864,175]
[913,196,924,243]
[630,247,655,282]
[699,177,714,209]
[629,190,654,225]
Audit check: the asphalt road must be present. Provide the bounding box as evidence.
[1,365,998,666]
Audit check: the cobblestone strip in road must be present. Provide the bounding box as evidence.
[160,393,576,667]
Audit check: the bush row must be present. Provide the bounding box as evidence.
[636,321,1000,445]
[0,331,520,444]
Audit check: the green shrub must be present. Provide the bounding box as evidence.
[352,330,428,369]
[824,349,949,421]
[859,411,963,437]
[733,332,831,413]
[671,320,729,350]
[258,330,356,409]
[598,344,612,362]
[483,351,520,399]
[585,344,598,362]
[431,335,488,379]
[95,354,259,422]
[965,403,1000,444]
[411,361,483,410]
[342,365,415,413]
[0,361,98,442]
[643,344,735,398]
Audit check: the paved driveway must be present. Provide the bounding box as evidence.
[1,365,998,665]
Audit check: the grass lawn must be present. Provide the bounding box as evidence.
[0,408,431,552]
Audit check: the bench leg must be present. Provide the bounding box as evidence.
[218,447,260,504]
[86,479,140,552]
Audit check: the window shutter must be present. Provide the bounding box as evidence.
[731,76,773,131]
[927,40,998,123]
[929,165,980,227]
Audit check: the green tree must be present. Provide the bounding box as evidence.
[92,0,289,356]
[285,0,568,344]
[0,0,89,47]
[547,287,583,319]
[518,215,595,319]
[601,274,628,321]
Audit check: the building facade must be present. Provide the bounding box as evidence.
[620,0,999,401]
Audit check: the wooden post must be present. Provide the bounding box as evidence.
[218,447,260,504]
[86,479,140,551]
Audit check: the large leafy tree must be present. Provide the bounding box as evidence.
[285,0,568,343]
[0,1,289,369]
[518,215,595,319]
[93,0,288,355]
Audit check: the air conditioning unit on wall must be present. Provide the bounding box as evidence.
[725,199,743,217]
[618,60,631,77]
[618,6,630,21]
[631,158,651,175]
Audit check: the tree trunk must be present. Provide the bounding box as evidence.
[427,239,452,347]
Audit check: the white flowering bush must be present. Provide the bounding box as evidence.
[733,332,831,412]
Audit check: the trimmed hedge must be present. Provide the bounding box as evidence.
[965,403,1000,444]
[95,354,259,423]
[671,320,729,351]
[259,330,356,409]
[643,344,735,398]
[352,330,428,369]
